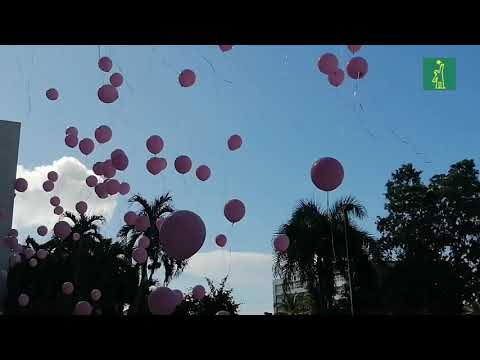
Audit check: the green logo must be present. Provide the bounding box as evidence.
[423,58,456,91]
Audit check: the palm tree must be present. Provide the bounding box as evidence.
[463,301,480,315]
[277,293,312,315]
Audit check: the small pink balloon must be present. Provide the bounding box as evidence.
[37,226,48,237]
[15,178,28,192]
[347,45,362,54]
[135,215,150,232]
[318,53,339,75]
[47,171,58,182]
[73,233,80,241]
[112,153,129,171]
[37,249,48,260]
[8,229,18,238]
[138,235,150,249]
[156,217,165,232]
[46,88,59,101]
[174,155,192,174]
[224,199,246,224]
[24,248,35,260]
[172,289,184,306]
[66,127,78,137]
[196,165,211,181]
[132,247,148,264]
[73,301,92,316]
[98,84,119,104]
[103,160,116,179]
[50,196,61,207]
[110,72,124,87]
[54,221,72,240]
[18,294,29,307]
[228,135,242,151]
[86,175,98,188]
[179,69,196,87]
[43,180,54,192]
[98,56,113,72]
[219,45,233,52]
[92,162,104,176]
[76,201,88,214]
[119,182,130,195]
[65,134,78,148]
[95,125,112,144]
[54,206,64,215]
[95,183,108,199]
[148,287,177,315]
[311,157,344,192]
[29,258,38,268]
[274,234,290,253]
[147,157,164,175]
[106,179,120,195]
[62,282,74,295]
[346,57,368,80]
[328,69,345,87]
[146,135,164,154]
[124,211,138,226]
[90,289,102,302]
[79,138,95,156]
[192,285,206,301]
[215,234,227,248]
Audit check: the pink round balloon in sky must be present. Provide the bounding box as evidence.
[219,45,233,52]
[174,155,192,174]
[76,201,88,215]
[124,211,138,226]
[215,234,227,248]
[95,125,112,144]
[62,282,74,295]
[311,157,344,192]
[95,183,108,199]
[196,165,211,181]
[37,226,48,237]
[47,171,58,182]
[54,206,64,215]
[192,285,206,301]
[66,126,78,137]
[106,179,120,195]
[93,162,104,176]
[50,196,60,207]
[178,69,196,87]
[148,287,177,315]
[274,234,290,253]
[346,57,368,80]
[86,175,98,188]
[73,301,93,315]
[54,221,71,240]
[15,178,28,192]
[119,182,130,195]
[138,235,150,249]
[79,138,95,156]
[112,152,129,171]
[328,69,345,87]
[146,135,164,154]
[224,199,246,224]
[65,134,78,148]
[43,180,54,192]
[318,53,339,75]
[110,72,123,87]
[347,45,362,54]
[228,135,242,151]
[98,84,119,104]
[103,160,116,178]
[147,157,165,175]
[46,88,59,101]
[132,247,148,264]
[135,215,150,232]
[98,56,113,72]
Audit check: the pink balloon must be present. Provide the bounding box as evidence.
[110,72,123,87]
[346,57,368,80]
[43,180,54,192]
[148,287,177,315]
[54,221,71,240]
[179,69,196,87]
[112,152,129,171]
[124,211,138,226]
[98,84,119,104]
[328,69,345,87]
[65,134,78,148]
[24,248,35,260]
[79,138,95,156]
[46,88,59,101]
[29,258,38,268]
[160,210,206,261]
[62,282,74,295]
[18,294,29,307]
[86,175,98,188]
[347,45,362,54]
[172,289,184,305]
[95,125,112,144]
[219,45,233,52]
[90,289,102,302]
[37,226,48,237]
[73,233,80,241]
[8,228,18,238]
[76,201,88,214]
[132,247,148,264]
[47,171,58,182]
[174,155,192,174]
[146,135,164,154]
[37,249,48,260]
[196,165,211,181]
[318,53,339,75]
[192,285,206,300]
[138,235,150,249]
[311,157,344,192]
[15,178,28,192]
[135,215,150,232]
[224,199,246,224]
[66,127,78,137]
[98,56,113,72]
[147,157,165,175]
[106,179,120,195]
[103,160,116,178]
[50,196,61,207]
[156,217,165,232]
[95,183,108,199]
[215,234,227,248]
[228,135,242,151]
[119,182,130,195]
[73,301,92,315]
[54,206,64,215]
[111,149,125,159]
[274,234,290,253]
[93,162,104,176]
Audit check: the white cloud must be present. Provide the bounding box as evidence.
[13,156,118,234]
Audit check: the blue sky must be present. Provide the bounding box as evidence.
[1,45,479,314]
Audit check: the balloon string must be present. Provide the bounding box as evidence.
[327,191,337,263]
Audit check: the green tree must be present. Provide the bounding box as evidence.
[277,292,312,315]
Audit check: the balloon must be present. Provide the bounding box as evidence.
[216,310,231,315]
[179,69,196,87]
[76,201,88,214]
[92,162,104,176]
[95,183,108,199]
[310,157,344,192]
[43,180,54,192]
[46,88,59,101]
[18,294,29,307]
[174,155,192,174]
[66,127,78,137]
[106,179,120,195]
[37,249,48,260]
[15,178,28,192]
[328,69,345,87]
[119,182,130,195]
[37,226,48,237]
[24,248,35,260]
[318,53,339,75]
[346,57,368,80]
[29,258,38,268]
[103,160,116,178]
[79,138,95,155]
[54,221,71,240]
[98,84,119,104]
[73,301,92,315]
[110,73,123,87]
[227,135,242,151]
[90,289,102,302]
[54,206,64,215]
[86,175,98,188]
[146,157,165,175]
[50,196,61,207]
[148,287,177,315]
[98,56,113,72]
[160,210,206,261]
[65,134,78,148]
[215,234,227,248]
[124,211,138,226]
[172,289,184,306]
[73,233,80,241]
[224,199,246,224]
[135,215,150,232]
[347,45,362,54]
[8,229,18,238]
[155,217,165,232]
[111,149,125,159]
[219,45,233,52]
[138,235,150,249]
[192,285,206,300]
[274,234,290,252]
[132,247,147,264]
[62,282,74,295]
[112,152,129,171]
[146,135,164,154]
[196,165,211,181]
[47,171,58,182]
[95,125,112,144]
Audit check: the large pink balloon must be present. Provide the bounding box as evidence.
[146,135,164,154]
[132,247,147,264]
[192,285,206,300]
[86,175,98,188]
[346,57,368,80]
[93,162,104,176]
[274,234,290,253]
[15,178,28,192]
[50,196,61,206]
[79,138,95,156]
[138,235,150,249]
[224,199,246,224]
[219,45,233,52]
[228,135,242,151]
[328,69,345,87]
[43,180,54,192]
[148,287,177,315]
[65,134,78,148]
[37,226,48,237]
[172,289,184,306]
[66,126,78,137]
[47,171,58,182]
[347,45,362,54]
[119,182,130,195]
[54,206,64,215]
[179,69,196,87]
[95,125,112,144]
[196,165,211,181]
[160,210,206,261]
[215,234,227,248]
[98,84,119,104]
[135,215,150,232]
[90,289,102,302]
[106,179,120,195]
[124,211,138,226]
[62,282,74,295]
[98,56,113,72]
[76,201,88,214]
[103,160,116,178]
[311,157,344,192]
[54,221,72,240]
[112,152,129,171]
[37,249,48,260]
[147,157,164,175]
[318,53,339,75]
[73,301,92,315]
[18,294,29,307]
[95,183,108,199]
[110,72,123,87]
[174,155,192,174]
[46,88,59,101]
